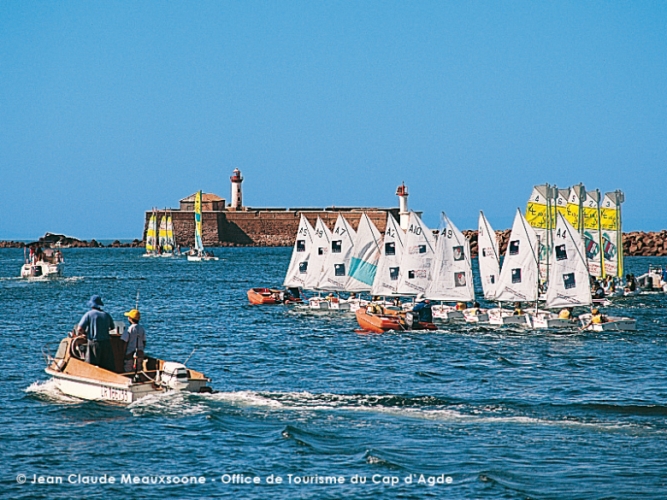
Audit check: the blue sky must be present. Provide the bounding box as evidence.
[1,1,665,239]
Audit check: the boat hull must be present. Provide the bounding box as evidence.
[247,288,281,305]
[431,305,464,321]
[308,297,351,311]
[44,336,211,404]
[355,309,402,333]
[20,262,63,278]
[579,314,637,331]
[530,313,578,329]
[488,308,529,326]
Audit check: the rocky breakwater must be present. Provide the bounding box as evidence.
[623,230,667,257]
[462,230,667,258]
[0,233,143,249]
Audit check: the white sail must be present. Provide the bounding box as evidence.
[303,217,332,290]
[317,214,357,291]
[371,213,405,296]
[395,212,436,296]
[600,191,624,278]
[283,214,315,288]
[346,213,382,292]
[477,211,500,300]
[494,209,540,303]
[426,213,474,302]
[544,213,592,309]
[582,190,603,277]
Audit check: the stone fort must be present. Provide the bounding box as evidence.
[143,169,405,247]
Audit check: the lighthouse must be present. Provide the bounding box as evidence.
[230,168,243,210]
[396,182,409,230]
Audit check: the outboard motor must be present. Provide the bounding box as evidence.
[31,265,43,277]
[405,311,415,329]
[161,362,190,390]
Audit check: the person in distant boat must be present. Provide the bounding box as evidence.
[392,297,401,307]
[412,294,433,323]
[76,295,116,371]
[558,307,574,320]
[326,292,339,303]
[120,309,146,373]
[513,302,524,316]
[367,302,384,314]
[581,307,606,330]
[467,301,481,315]
[592,282,606,299]
[624,274,637,293]
[55,250,63,263]
[283,287,301,303]
[455,302,467,311]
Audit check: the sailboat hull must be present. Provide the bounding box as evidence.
[308,297,351,311]
[488,308,529,326]
[431,305,464,321]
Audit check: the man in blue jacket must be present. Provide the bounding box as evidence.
[412,293,433,323]
[77,295,116,371]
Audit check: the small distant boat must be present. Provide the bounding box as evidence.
[143,210,159,257]
[637,266,667,291]
[159,212,177,257]
[44,330,211,404]
[187,191,219,262]
[578,313,637,331]
[355,307,436,333]
[487,209,539,327]
[21,248,64,278]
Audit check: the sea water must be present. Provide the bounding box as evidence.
[1,247,666,499]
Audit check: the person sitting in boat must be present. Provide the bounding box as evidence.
[455,302,467,311]
[412,294,433,323]
[581,307,607,329]
[283,287,301,303]
[326,293,339,303]
[624,274,637,293]
[120,309,146,373]
[467,301,482,315]
[558,307,574,320]
[512,302,524,316]
[592,282,606,299]
[367,302,384,315]
[76,295,116,371]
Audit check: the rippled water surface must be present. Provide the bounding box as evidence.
[2,248,667,499]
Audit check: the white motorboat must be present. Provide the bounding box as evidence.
[637,266,666,291]
[21,248,64,278]
[44,331,211,404]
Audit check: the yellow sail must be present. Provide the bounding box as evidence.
[158,215,168,252]
[164,215,174,253]
[583,190,604,277]
[601,191,624,277]
[565,184,585,230]
[194,191,204,252]
[145,212,157,254]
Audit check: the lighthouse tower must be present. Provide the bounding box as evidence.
[396,182,409,230]
[230,168,243,210]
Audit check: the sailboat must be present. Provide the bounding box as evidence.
[159,213,177,257]
[464,211,500,323]
[426,213,474,321]
[344,213,382,311]
[187,191,218,262]
[530,213,592,329]
[371,213,405,298]
[303,217,333,292]
[487,209,540,326]
[143,210,159,257]
[309,214,356,310]
[394,212,436,297]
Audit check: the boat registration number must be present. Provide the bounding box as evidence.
[100,386,130,402]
